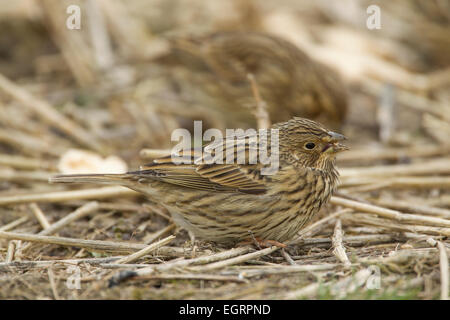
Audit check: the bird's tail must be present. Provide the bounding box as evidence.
[49,173,132,186]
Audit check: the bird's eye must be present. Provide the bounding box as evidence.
[304,142,316,150]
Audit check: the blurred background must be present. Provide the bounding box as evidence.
[1,0,449,168]
[0,0,449,300]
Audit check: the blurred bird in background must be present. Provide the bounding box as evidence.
[160,32,348,130]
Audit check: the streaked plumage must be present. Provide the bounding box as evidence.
[50,118,348,245]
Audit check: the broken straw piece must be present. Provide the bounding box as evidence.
[58,149,127,174]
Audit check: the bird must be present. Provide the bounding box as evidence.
[50,117,348,247]
[163,31,348,130]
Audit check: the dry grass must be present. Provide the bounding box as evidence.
[0,0,449,300]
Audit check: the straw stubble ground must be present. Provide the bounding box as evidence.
[0,0,449,300]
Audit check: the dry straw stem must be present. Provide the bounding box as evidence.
[437,242,449,300]
[338,145,450,163]
[73,263,160,270]
[129,247,252,277]
[39,202,99,236]
[0,128,61,157]
[360,248,439,265]
[223,264,339,278]
[96,0,155,60]
[284,281,320,299]
[0,104,68,145]
[371,198,450,219]
[284,267,373,299]
[327,268,374,299]
[0,231,150,254]
[293,234,406,249]
[140,148,172,159]
[86,0,114,70]
[345,226,385,235]
[0,256,124,271]
[423,113,450,144]
[423,195,450,207]
[331,196,450,229]
[340,158,450,178]
[377,83,395,143]
[143,224,176,244]
[247,73,271,129]
[424,239,449,300]
[332,219,351,267]
[363,78,450,121]
[0,216,29,232]
[341,176,450,191]
[189,246,280,271]
[337,181,393,194]
[134,273,248,283]
[29,203,51,230]
[115,235,176,264]
[41,0,96,86]
[281,249,296,265]
[64,201,149,214]
[0,168,53,183]
[12,202,99,253]
[6,241,16,263]
[47,268,60,300]
[292,208,353,242]
[0,186,138,206]
[342,213,450,237]
[0,73,104,153]
[0,154,54,170]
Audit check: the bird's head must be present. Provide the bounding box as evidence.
[274,117,349,170]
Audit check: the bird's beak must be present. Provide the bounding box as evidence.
[323,131,349,153]
[328,131,346,141]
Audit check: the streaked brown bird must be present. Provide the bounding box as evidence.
[164,32,348,129]
[50,118,348,246]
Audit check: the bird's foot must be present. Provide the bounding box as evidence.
[238,237,287,249]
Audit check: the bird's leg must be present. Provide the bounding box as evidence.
[238,231,287,249]
[188,231,198,258]
[255,238,287,248]
[247,73,271,130]
[188,230,196,243]
[248,230,262,250]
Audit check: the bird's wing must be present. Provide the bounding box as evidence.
[138,133,270,194]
